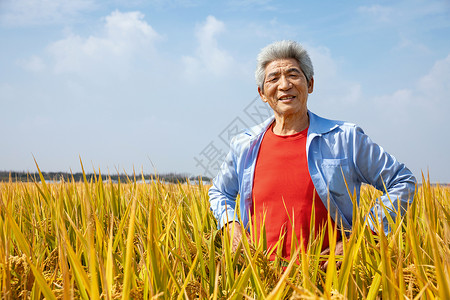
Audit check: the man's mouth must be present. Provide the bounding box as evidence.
[278,95,296,101]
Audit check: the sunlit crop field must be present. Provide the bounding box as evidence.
[0,168,449,299]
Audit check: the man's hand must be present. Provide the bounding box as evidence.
[226,221,250,252]
[320,240,344,271]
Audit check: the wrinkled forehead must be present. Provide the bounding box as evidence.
[264,58,305,78]
[266,67,302,78]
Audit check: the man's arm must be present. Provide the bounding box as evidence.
[352,126,416,234]
[208,146,240,229]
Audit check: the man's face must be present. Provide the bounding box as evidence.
[258,58,314,119]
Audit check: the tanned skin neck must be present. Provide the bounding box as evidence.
[272,110,309,136]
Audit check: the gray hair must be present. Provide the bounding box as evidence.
[255,40,314,91]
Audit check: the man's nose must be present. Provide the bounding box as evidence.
[278,75,291,90]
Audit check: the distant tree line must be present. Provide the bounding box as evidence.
[0,171,211,184]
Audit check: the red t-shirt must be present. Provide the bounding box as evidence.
[252,123,333,260]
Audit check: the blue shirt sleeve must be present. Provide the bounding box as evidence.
[208,139,241,229]
[352,126,416,234]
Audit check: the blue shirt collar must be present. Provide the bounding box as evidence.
[244,110,341,139]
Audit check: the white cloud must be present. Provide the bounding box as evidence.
[374,53,450,120]
[418,54,450,102]
[307,45,362,107]
[365,54,450,182]
[120,0,201,9]
[394,35,431,55]
[248,18,298,40]
[357,1,450,33]
[46,10,159,75]
[226,0,276,11]
[104,10,158,48]
[182,16,234,78]
[308,46,337,81]
[358,5,393,23]
[0,0,95,26]
[0,83,15,104]
[17,55,46,72]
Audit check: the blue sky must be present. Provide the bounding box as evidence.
[0,0,449,183]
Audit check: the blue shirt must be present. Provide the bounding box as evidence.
[208,111,416,235]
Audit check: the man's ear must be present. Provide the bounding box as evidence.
[258,86,267,102]
[308,77,314,94]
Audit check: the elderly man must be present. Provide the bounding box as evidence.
[208,40,416,260]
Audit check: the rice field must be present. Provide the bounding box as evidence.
[0,165,449,299]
